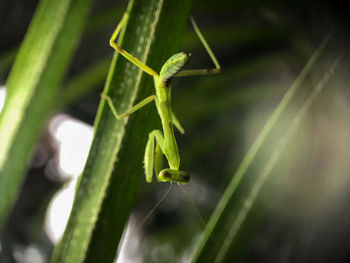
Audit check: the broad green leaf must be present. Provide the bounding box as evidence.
[50,0,194,262]
[0,0,93,231]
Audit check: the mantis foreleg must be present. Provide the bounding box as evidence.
[154,143,164,179]
[145,130,165,183]
[144,130,189,184]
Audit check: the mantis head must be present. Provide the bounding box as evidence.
[158,168,189,184]
[160,52,191,85]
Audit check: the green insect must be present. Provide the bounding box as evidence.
[102,13,220,184]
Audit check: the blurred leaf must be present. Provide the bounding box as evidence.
[56,57,111,109]
[86,7,123,33]
[0,47,17,75]
[189,36,331,263]
[0,0,93,231]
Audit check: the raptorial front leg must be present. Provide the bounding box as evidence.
[144,130,189,184]
[154,143,164,179]
[144,130,165,183]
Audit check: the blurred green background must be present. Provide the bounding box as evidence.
[1,0,350,262]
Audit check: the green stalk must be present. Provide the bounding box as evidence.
[214,53,342,263]
[190,37,331,263]
[50,0,194,262]
[0,0,93,232]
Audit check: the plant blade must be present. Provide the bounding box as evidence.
[50,0,194,262]
[0,0,93,232]
[190,37,331,263]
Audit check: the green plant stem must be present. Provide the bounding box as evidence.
[50,0,194,262]
[0,0,93,232]
[190,36,330,263]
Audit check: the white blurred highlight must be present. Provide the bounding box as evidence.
[45,114,93,243]
[50,114,93,178]
[45,114,140,263]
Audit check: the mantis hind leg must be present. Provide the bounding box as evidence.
[144,130,189,184]
[175,16,221,77]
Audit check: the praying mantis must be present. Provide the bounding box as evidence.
[102,13,220,184]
